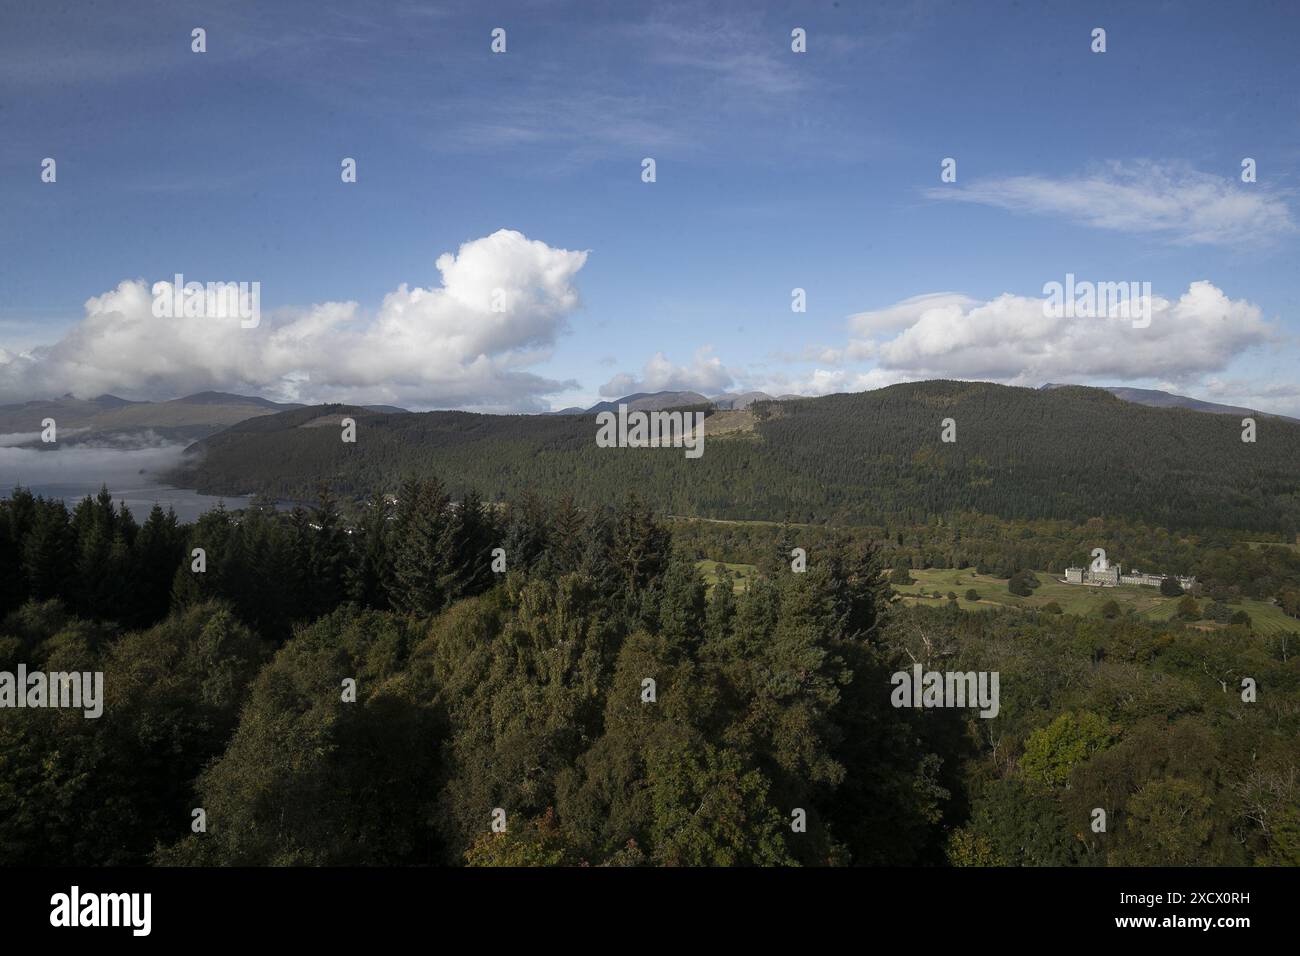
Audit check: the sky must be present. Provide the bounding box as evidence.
[2,0,1299,414]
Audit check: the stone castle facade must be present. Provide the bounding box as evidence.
[1064,555,1195,590]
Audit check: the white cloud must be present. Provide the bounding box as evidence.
[832,280,1268,385]
[599,346,736,397]
[754,367,910,397]
[1198,377,1300,418]
[0,230,589,412]
[822,280,1276,389]
[926,161,1295,246]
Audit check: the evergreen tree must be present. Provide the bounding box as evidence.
[611,493,671,593]
[390,477,450,613]
[309,485,349,617]
[23,498,73,601]
[130,505,183,627]
[349,492,394,609]
[436,489,496,604]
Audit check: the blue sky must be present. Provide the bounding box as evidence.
[2,0,1299,413]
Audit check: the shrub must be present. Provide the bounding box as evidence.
[1204,601,1233,624]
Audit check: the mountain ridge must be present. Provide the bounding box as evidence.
[561,383,1294,420]
[1040,383,1296,422]
[0,392,408,445]
[170,380,1300,534]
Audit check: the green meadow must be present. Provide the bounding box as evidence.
[695,560,1297,635]
[696,560,762,593]
[895,567,1297,634]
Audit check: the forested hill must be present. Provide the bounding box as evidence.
[170,381,1300,533]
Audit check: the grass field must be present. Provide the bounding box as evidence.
[895,568,1298,634]
[693,559,1298,634]
[696,560,761,593]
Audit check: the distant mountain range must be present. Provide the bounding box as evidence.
[3,381,1292,449]
[168,380,1300,534]
[550,389,802,415]
[1040,384,1297,422]
[0,392,407,446]
[553,383,1296,421]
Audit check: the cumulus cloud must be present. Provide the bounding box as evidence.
[1197,377,1300,418]
[751,367,911,398]
[827,280,1274,386]
[925,161,1295,246]
[599,346,736,397]
[0,229,589,412]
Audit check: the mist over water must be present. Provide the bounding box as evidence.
[0,438,250,522]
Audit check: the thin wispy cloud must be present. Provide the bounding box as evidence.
[628,13,810,98]
[925,161,1295,246]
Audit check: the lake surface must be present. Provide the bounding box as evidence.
[19,481,252,523]
[0,440,251,522]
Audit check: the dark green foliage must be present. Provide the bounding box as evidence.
[154,607,432,865]
[1008,571,1035,597]
[0,602,268,865]
[390,477,453,614]
[170,383,1300,534]
[2,472,1297,868]
[891,556,915,586]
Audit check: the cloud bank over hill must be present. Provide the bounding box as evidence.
[1,228,1289,417]
[835,280,1274,384]
[598,347,736,398]
[661,280,1287,413]
[0,230,588,413]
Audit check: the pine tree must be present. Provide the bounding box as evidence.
[390,477,450,613]
[703,568,737,657]
[501,491,549,574]
[656,552,706,655]
[23,498,73,601]
[131,505,183,627]
[348,492,394,609]
[611,493,671,593]
[309,485,349,617]
[436,490,495,604]
[548,495,586,576]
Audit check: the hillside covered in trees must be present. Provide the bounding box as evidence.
[170,381,1300,535]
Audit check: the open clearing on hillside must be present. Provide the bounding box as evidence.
[697,560,760,593]
[1247,540,1300,553]
[896,568,1298,634]
[695,560,1299,634]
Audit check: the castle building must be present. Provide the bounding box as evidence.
[1119,570,1164,587]
[1064,554,1121,586]
[1064,558,1194,590]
